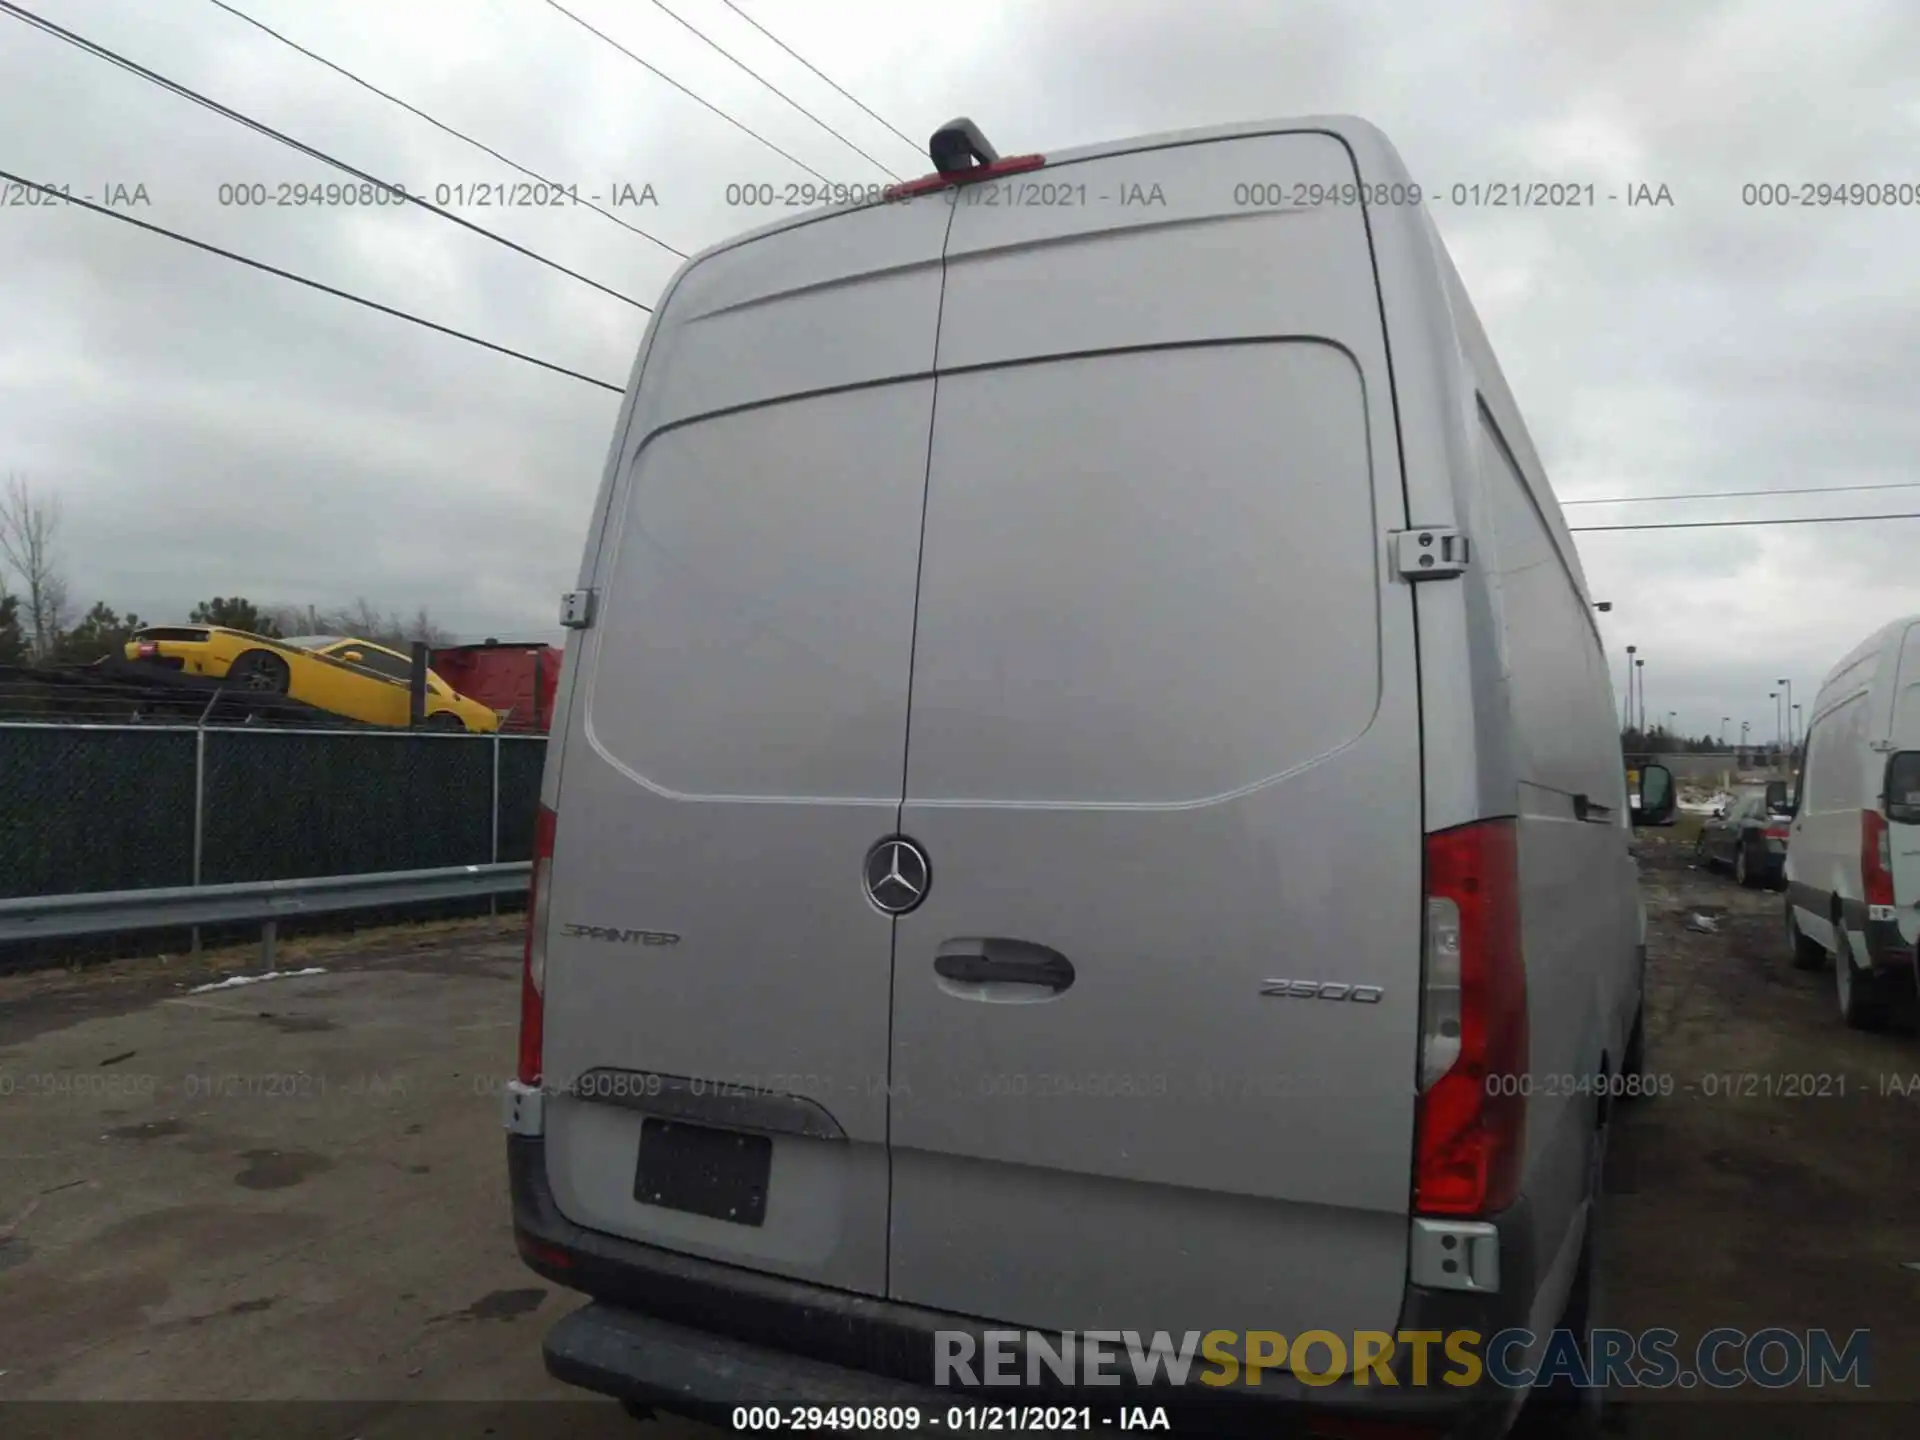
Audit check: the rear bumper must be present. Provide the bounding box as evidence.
[510,1136,1530,1436]
[1789,881,1918,977]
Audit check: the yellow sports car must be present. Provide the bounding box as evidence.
[123,626,501,732]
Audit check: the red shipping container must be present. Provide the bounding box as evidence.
[430,640,561,733]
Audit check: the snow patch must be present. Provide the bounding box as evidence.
[187,967,327,994]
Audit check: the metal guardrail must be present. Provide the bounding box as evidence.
[0,862,531,951]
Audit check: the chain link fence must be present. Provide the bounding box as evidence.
[0,722,548,902]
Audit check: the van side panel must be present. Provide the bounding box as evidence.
[1378,172,1627,1365]
[1468,406,1636,1329]
[1361,172,1511,837]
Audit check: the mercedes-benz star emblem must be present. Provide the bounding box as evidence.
[863,836,931,916]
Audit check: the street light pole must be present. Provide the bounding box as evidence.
[1636,658,1646,733]
[1720,716,1730,745]
[1623,645,1637,731]
[1792,703,1803,757]
[1777,678,1793,752]
[1770,691,1781,753]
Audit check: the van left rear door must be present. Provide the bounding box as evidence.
[537,197,951,1296]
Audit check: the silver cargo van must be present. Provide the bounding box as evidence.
[505,115,1676,1434]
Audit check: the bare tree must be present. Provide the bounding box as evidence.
[0,475,71,659]
[402,605,454,648]
[268,597,455,649]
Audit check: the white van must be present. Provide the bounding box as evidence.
[504,115,1675,1432]
[1784,616,1920,1030]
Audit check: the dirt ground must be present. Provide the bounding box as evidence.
[1599,821,1920,1436]
[0,855,1916,1439]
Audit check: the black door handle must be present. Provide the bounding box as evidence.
[934,938,1075,991]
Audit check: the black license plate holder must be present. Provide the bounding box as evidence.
[632,1118,771,1227]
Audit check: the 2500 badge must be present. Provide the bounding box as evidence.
[1259,978,1385,1002]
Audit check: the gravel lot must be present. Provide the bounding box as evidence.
[1597,823,1920,1436]
[0,845,1915,1438]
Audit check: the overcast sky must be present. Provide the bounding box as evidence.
[3,0,1918,740]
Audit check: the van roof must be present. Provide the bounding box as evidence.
[671,113,1398,274]
[1821,613,1920,691]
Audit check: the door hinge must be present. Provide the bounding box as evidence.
[1394,527,1470,581]
[560,589,596,629]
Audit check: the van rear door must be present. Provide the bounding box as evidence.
[886,130,1425,1341]
[1879,622,1920,944]
[536,198,950,1294]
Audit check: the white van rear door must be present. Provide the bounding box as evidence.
[887,130,1424,1341]
[538,198,950,1295]
[1880,622,1920,940]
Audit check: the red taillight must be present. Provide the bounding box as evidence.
[517,803,556,1087]
[883,153,1046,201]
[1862,810,1894,908]
[1415,818,1527,1217]
[1764,824,1790,841]
[135,641,158,657]
[514,1228,573,1273]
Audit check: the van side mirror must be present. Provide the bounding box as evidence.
[1633,762,1676,827]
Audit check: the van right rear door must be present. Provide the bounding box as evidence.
[1878,623,1920,949]
[885,128,1427,1342]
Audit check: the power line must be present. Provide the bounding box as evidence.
[208,0,685,259]
[0,168,625,394]
[1562,478,1920,507]
[640,0,899,179]
[0,0,651,311]
[1571,512,1920,533]
[716,0,922,157]
[539,0,830,182]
